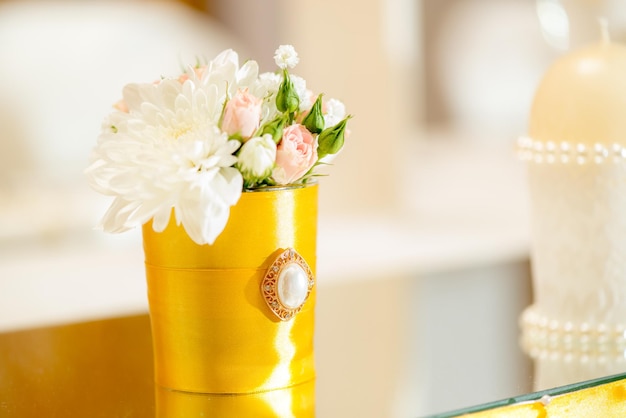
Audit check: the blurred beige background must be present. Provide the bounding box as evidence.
[1,0,624,416]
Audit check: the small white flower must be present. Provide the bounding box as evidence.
[255,72,282,94]
[252,72,283,122]
[237,134,277,186]
[290,75,311,111]
[274,45,299,69]
[323,98,346,127]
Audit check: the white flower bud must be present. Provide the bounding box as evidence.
[237,134,277,186]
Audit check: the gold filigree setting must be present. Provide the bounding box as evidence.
[262,248,315,321]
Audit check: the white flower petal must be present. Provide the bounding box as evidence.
[177,182,235,246]
[121,84,143,112]
[160,79,184,107]
[151,207,173,233]
[99,197,140,233]
[213,167,243,206]
[211,49,238,68]
[125,199,166,229]
[237,60,259,87]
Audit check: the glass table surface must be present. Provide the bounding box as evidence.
[2,313,626,417]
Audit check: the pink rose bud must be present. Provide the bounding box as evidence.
[221,89,262,140]
[272,124,318,185]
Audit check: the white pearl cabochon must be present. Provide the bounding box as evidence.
[277,263,309,309]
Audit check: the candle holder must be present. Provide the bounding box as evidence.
[519,39,626,390]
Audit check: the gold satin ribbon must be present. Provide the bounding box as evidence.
[143,184,318,394]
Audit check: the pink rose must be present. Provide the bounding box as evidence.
[221,88,262,140]
[273,124,318,185]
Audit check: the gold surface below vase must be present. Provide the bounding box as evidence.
[156,380,316,418]
[142,184,318,395]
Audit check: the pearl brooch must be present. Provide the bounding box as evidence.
[262,248,315,321]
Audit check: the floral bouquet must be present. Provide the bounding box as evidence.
[85,46,349,397]
[86,45,349,246]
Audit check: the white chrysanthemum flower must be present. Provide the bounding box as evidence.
[274,44,299,69]
[323,98,346,127]
[176,49,260,103]
[86,73,245,245]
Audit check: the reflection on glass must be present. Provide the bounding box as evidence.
[155,380,315,418]
[426,372,626,417]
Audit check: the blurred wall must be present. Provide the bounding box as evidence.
[277,0,421,215]
[212,0,422,215]
[0,1,241,242]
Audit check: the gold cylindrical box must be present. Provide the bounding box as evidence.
[143,184,317,394]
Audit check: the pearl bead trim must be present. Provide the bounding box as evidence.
[517,136,626,165]
[520,307,626,361]
[261,248,315,321]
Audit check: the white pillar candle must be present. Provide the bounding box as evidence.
[520,31,626,390]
